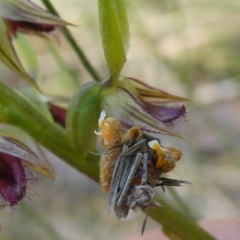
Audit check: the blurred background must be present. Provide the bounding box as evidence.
[0,0,240,239]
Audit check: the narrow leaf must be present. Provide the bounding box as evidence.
[113,0,129,53]
[98,0,126,81]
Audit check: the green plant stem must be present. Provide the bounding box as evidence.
[0,81,98,181]
[0,81,215,239]
[150,198,216,240]
[40,0,101,82]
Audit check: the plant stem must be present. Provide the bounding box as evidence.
[40,0,101,82]
[0,81,215,239]
[0,81,98,181]
[150,198,216,240]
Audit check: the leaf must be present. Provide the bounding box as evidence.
[98,0,127,81]
[113,0,129,54]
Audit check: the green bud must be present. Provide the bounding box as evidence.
[66,82,103,154]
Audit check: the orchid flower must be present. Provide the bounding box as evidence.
[0,136,54,206]
[0,0,69,90]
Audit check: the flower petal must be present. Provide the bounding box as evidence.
[0,0,71,90]
[127,77,189,103]
[0,0,70,27]
[103,87,186,139]
[0,18,40,90]
[0,153,26,206]
[4,19,56,36]
[143,101,186,124]
[0,137,55,180]
[48,103,66,128]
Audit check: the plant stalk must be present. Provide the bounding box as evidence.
[0,82,215,239]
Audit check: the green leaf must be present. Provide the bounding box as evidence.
[0,18,40,90]
[98,0,128,82]
[113,0,129,53]
[66,82,103,154]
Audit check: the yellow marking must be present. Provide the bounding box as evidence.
[148,140,182,173]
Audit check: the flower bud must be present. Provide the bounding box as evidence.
[66,82,103,154]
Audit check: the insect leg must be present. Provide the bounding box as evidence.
[120,139,146,157]
[141,208,149,236]
[141,152,148,185]
[157,177,191,187]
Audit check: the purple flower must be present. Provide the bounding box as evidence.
[4,19,56,37]
[103,77,187,139]
[0,153,26,206]
[0,0,69,37]
[0,137,54,207]
[0,0,71,90]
